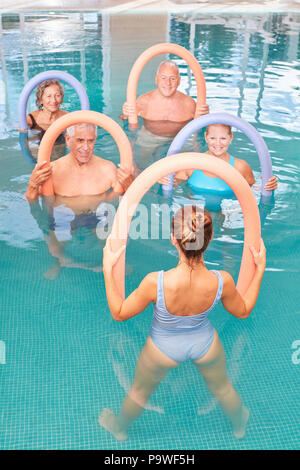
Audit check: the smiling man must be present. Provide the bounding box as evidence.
[121,60,209,138]
[25,123,132,203]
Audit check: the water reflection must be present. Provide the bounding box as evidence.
[169,12,300,134]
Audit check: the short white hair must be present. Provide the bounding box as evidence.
[156,60,179,75]
[66,123,97,139]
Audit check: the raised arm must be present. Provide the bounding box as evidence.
[158,169,193,186]
[119,102,134,121]
[234,159,255,186]
[104,162,134,198]
[119,94,146,121]
[220,238,266,319]
[116,164,135,193]
[103,237,156,321]
[194,103,210,118]
[25,161,52,202]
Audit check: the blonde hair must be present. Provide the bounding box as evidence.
[206,124,232,135]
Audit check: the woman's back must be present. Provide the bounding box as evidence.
[150,267,223,362]
[161,265,223,316]
[151,267,223,338]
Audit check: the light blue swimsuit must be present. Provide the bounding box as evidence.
[188,155,235,197]
[150,270,223,363]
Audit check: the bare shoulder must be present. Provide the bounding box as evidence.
[137,90,154,106]
[178,91,196,107]
[30,110,40,117]
[140,271,159,301]
[234,157,252,174]
[234,157,255,184]
[95,156,117,172]
[136,90,154,112]
[51,154,69,170]
[144,271,159,285]
[27,110,39,124]
[218,270,235,293]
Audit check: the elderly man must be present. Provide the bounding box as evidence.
[25,123,132,203]
[121,60,209,138]
[25,123,133,278]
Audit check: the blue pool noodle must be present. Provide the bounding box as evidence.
[162,113,273,198]
[18,70,90,130]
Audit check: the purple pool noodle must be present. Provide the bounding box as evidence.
[18,70,90,130]
[162,113,273,198]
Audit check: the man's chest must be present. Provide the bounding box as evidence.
[53,169,112,196]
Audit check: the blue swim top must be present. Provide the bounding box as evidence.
[188,155,235,197]
[150,270,223,335]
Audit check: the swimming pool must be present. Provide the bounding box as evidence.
[0,11,299,450]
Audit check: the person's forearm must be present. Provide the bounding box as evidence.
[29,199,47,230]
[242,268,264,317]
[103,267,123,320]
[173,173,189,186]
[25,181,40,202]
[173,177,184,187]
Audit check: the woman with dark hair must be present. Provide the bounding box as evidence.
[26,79,68,143]
[99,205,266,440]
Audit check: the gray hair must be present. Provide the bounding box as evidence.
[66,123,97,139]
[156,60,179,75]
[36,79,64,108]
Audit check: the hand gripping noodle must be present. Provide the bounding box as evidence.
[36,110,133,196]
[126,43,206,128]
[18,70,90,131]
[163,112,273,198]
[109,153,261,299]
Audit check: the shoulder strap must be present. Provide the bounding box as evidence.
[156,270,165,308]
[28,113,38,129]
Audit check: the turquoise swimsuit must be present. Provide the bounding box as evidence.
[150,270,223,363]
[188,155,235,197]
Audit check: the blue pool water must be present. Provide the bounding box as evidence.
[0,11,300,450]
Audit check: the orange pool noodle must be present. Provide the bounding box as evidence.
[109,153,261,298]
[126,43,206,128]
[37,110,133,196]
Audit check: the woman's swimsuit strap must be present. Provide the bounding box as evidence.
[29,112,44,132]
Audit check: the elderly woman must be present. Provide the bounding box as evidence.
[26,79,68,144]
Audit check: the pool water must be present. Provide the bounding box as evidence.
[0,11,300,450]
